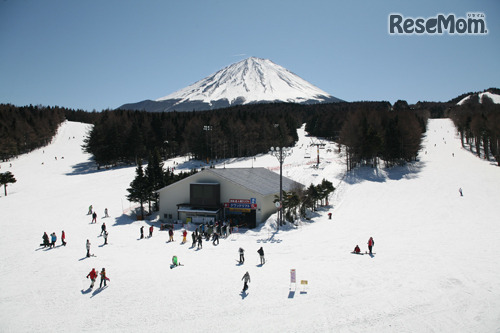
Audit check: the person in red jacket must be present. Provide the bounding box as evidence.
[182,230,187,244]
[353,245,361,254]
[149,225,153,238]
[86,268,97,289]
[368,237,375,255]
[61,230,66,246]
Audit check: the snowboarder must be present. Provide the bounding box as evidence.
[86,268,97,289]
[168,228,174,242]
[103,231,108,245]
[104,208,109,218]
[50,232,57,248]
[149,225,154,238]
[197,234,202,249]
[99,268,109,288]
[86,239,91,257]
[41,232,50,248]
[353,245,361,254]
[239,247,245,264]
[61,230,66,246]
[182,230,187,244]
[140,226,144,239]
[172,255,180,267]
[100,223,106,235]
[367,237,375,255]
[257,247,265,265]
[88,205,93,215]
[242,271,251,292]
[92,211,97,224]
[459,188,463,196]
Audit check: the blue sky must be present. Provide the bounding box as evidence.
[1,0,499,111]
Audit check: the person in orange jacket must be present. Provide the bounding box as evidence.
[86,268,97,289]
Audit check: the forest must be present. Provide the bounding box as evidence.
[0,104,66,161]
[2,88,499,170]
[449,92,500,166]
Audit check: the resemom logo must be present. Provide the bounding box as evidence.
[389,13,488,35]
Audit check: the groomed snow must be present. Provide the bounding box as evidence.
[1,118,499,332]
[456,91,500,105]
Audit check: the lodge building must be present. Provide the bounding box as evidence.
[157,167,303,228]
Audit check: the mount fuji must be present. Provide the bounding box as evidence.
[119,57,342,112]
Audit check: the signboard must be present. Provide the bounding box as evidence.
[290,269,296,283]
[225,198,257,210]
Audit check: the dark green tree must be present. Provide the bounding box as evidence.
[126,161,149,218]
[0,171,17,196]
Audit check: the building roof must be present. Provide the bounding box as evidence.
[206,167,303,196]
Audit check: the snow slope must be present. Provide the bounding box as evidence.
[0,118,499,332]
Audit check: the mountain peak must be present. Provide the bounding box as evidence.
[120,58,342,112]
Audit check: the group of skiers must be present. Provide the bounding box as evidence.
[353,237,375,255]
[40,231,66,248]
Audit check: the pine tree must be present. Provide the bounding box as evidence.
[126,161,149,218]
[0,171,17,196]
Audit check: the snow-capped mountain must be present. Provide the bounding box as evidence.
[119,57,342,112]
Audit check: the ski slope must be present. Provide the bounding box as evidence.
[0,118,499,332]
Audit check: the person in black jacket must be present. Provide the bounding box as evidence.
[239,247,245,264]
[257,247,265,265]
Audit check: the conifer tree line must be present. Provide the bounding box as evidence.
[449,93,500,166]
[0,104,66,160]
[126,148,197,216]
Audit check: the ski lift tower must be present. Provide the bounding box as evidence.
[310,139,326,167]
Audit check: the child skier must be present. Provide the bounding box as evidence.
[168,228,174,242]
[197,234,202,249]
[61,230,66,246]
[104,208,109,218]
[88,205,93,215]
[191,232,196,247]
[149,225,154,238]
[103,231,108,245]
[50,232,57,248]
[86,268,97,289]
[92,212,97,224]
[100,223,106,235]
[242,271,251,292]
[182,230,187,244]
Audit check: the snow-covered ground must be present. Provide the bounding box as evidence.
[1,118,499,332]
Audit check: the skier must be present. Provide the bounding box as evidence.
[182,230,187,244]
[140,226,144,239]
[353,245,361,254]
[88,205,93,215]
[197,234,202,249]
[168,228,174,242]
[86,239,91,257]
[239,247,245,264]
[92,211,97,224]
[191,232,196,247]
[100,223,106,235]
[368,237,375,255]
[104,208,109,218]
[50,232,57,248]
[212,232,219,245]
[41,232,50,248]
[99,268,109,288]
[103,231,108,245]
[241,271,251,292]
[149,225,154,238]
[257,247,265,265]
[459,188,463,197]
[86,268,97,289]
[61,230,66,246]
